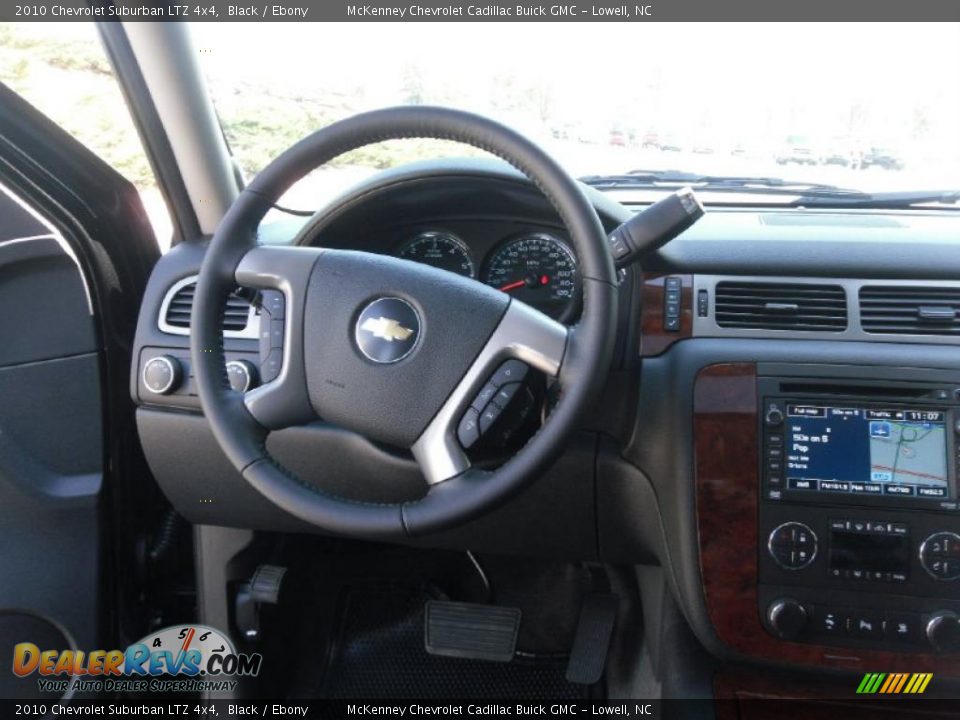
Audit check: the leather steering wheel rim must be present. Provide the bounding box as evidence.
[192,106,617,540]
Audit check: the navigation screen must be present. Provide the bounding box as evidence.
[785,404,950,499]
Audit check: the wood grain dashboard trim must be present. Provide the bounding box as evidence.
[694,362,960,676]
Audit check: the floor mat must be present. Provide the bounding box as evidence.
[316,582,590,700]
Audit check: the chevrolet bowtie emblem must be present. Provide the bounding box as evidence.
[355,297,421,363]
[359,316,415,342]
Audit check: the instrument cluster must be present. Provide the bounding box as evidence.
[396,229,580,320]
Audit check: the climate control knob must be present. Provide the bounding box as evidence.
[142,355,182,395]
[767,598,807,640]
[926,612,960,652]
[768,522,817,570]
[226,359,258,393]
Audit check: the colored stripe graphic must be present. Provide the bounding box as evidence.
[878,674,896,693]
[893,673,909,693]
[858,672,932,694]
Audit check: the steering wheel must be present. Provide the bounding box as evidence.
[192,107,617,539]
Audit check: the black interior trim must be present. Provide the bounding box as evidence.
[97,23,202,244]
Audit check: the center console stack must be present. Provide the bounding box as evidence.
[757,368,960,653]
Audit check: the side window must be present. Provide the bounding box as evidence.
[0,23,173,250]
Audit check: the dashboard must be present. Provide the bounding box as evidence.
[130,157,960,681]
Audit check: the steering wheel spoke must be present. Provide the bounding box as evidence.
[411,300,568,485]
[234,245,321,430]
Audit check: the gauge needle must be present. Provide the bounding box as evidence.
[499,275,550,292]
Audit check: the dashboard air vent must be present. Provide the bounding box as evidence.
[860,286,960,335]
[715,281,847,331]
[164,281,252,332]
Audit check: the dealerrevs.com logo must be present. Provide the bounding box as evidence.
[12,625,262,694]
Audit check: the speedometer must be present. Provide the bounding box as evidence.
[397,231,476,278]
[483,233,579,319]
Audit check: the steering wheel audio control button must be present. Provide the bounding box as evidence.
[493,382,521,409]
[491,359,529,387]
[479,403,504,434]
[457,409,481,449]
[472,382,499,411]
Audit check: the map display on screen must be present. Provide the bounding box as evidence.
[784,404,949,499]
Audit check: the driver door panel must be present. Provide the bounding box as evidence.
[0,189,102,696]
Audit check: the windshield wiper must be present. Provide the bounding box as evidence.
[581,171,960,209]
[580,170,864,197]
[790,189,960,209]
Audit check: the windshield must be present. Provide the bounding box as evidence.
[192,22,960,207]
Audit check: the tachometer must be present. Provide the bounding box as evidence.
[397,231,476,278]
[483,233,579,319]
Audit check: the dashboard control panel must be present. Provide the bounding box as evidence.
[136,348,262,409]
[757,374,960,652]
[137,289,285,410]
[761,593,960,652]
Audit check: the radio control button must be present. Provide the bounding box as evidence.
[926,612,960,652]
[851,612,884,639]
[813,606,846,635]
[457,409,481,449]
[765,406,785,426]
[885,611,922,643]
[767,598,807,640]
[767,434,783,446]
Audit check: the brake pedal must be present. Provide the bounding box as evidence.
[565,594,618,684]
[425,600,521,662]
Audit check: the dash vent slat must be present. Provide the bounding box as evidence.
[715,281,847,332]
[164,281,252,332]
[860,286,960,335]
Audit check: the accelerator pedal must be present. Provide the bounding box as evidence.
[565,594,618,685]
[425,600,521,662]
